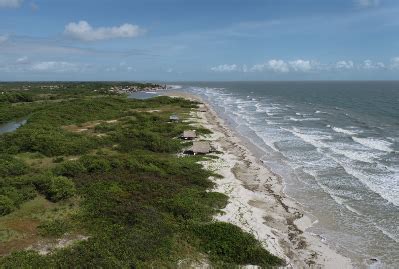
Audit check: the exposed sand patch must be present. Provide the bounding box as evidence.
[27,234,89,255]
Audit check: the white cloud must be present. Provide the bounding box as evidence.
[0,0,22,8]
[390,57,399,69]
[355,0,380,8]
[16,56,29,64]
[0,35,8,43]
[288,59,314,72]
[267,59,290,72]
[210,58,398,74]
[250,63,266,72]
[64,20,144,41]
[30,61,81,72]
[249,59,316,73]
[250,60,289,73]
[361,59,385,70]
[335,60,354,69]
[211,64,239,72]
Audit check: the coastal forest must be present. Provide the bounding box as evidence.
[0,82,282,268]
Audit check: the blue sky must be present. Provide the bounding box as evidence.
[0,0,399,81]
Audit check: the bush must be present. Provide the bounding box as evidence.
[38,219,71,237]
[193,222,283,267]
[0,177,37,216]
[0,195,16,216]
[0,127,99,157]
[53,160,87,177]
[166,189,227,221]
[80,155,111,173]
[34,174,76,202]
[0,154,27,177]
[0,251,51,268]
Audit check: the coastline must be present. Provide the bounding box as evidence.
[163,91,353,268]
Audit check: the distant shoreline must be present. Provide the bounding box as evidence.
[162,90,353,268]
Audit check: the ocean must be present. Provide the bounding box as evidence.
[179,81,399,268]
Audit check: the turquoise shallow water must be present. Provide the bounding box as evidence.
[177,81,399,268]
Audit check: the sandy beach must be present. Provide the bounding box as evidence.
[164,91,353,268]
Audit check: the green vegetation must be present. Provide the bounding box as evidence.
[0,83,283,268]
[193,222,282,267]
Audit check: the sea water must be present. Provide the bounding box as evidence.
[179,81,399,268]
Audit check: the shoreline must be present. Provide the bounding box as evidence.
[163,91,353,268]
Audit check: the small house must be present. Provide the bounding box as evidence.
[186,141,211,155]
[181,130,197,140]
[169,114,180,122]
[199,107,207,112]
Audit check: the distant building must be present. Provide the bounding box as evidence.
[181,130,197,140]
[186,141,211,155]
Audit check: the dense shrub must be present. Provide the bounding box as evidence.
[0,92,34,104]
[0,177,37,215]
[0,251,51,268]
[79,155,112,173]
[0,195,16,216]
[193,222,283,267]
[33,174,76,202]
[0,154,28,177]
[166,189,227,221]
[0,127,98,156]
[38,219,71,237]
[53,160,87,177]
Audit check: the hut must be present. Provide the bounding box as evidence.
[199,107,207,112]
[169,114,180,123]
[186,141,211,155]
[181,130,197,140]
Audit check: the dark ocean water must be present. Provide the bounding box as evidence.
[179,81,399,268]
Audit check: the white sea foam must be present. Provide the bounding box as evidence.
[344,204,364,216]
[328,193,364,216]
[284,128,334,153]
[288,117,321,122]
[167,84,182,90]
[332,127,358,136]
[328,145,375,163]
[352,137,393,152]
[375,225,399,243]
[342,166,399,206]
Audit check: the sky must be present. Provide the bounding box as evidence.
[0,0,399,81]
